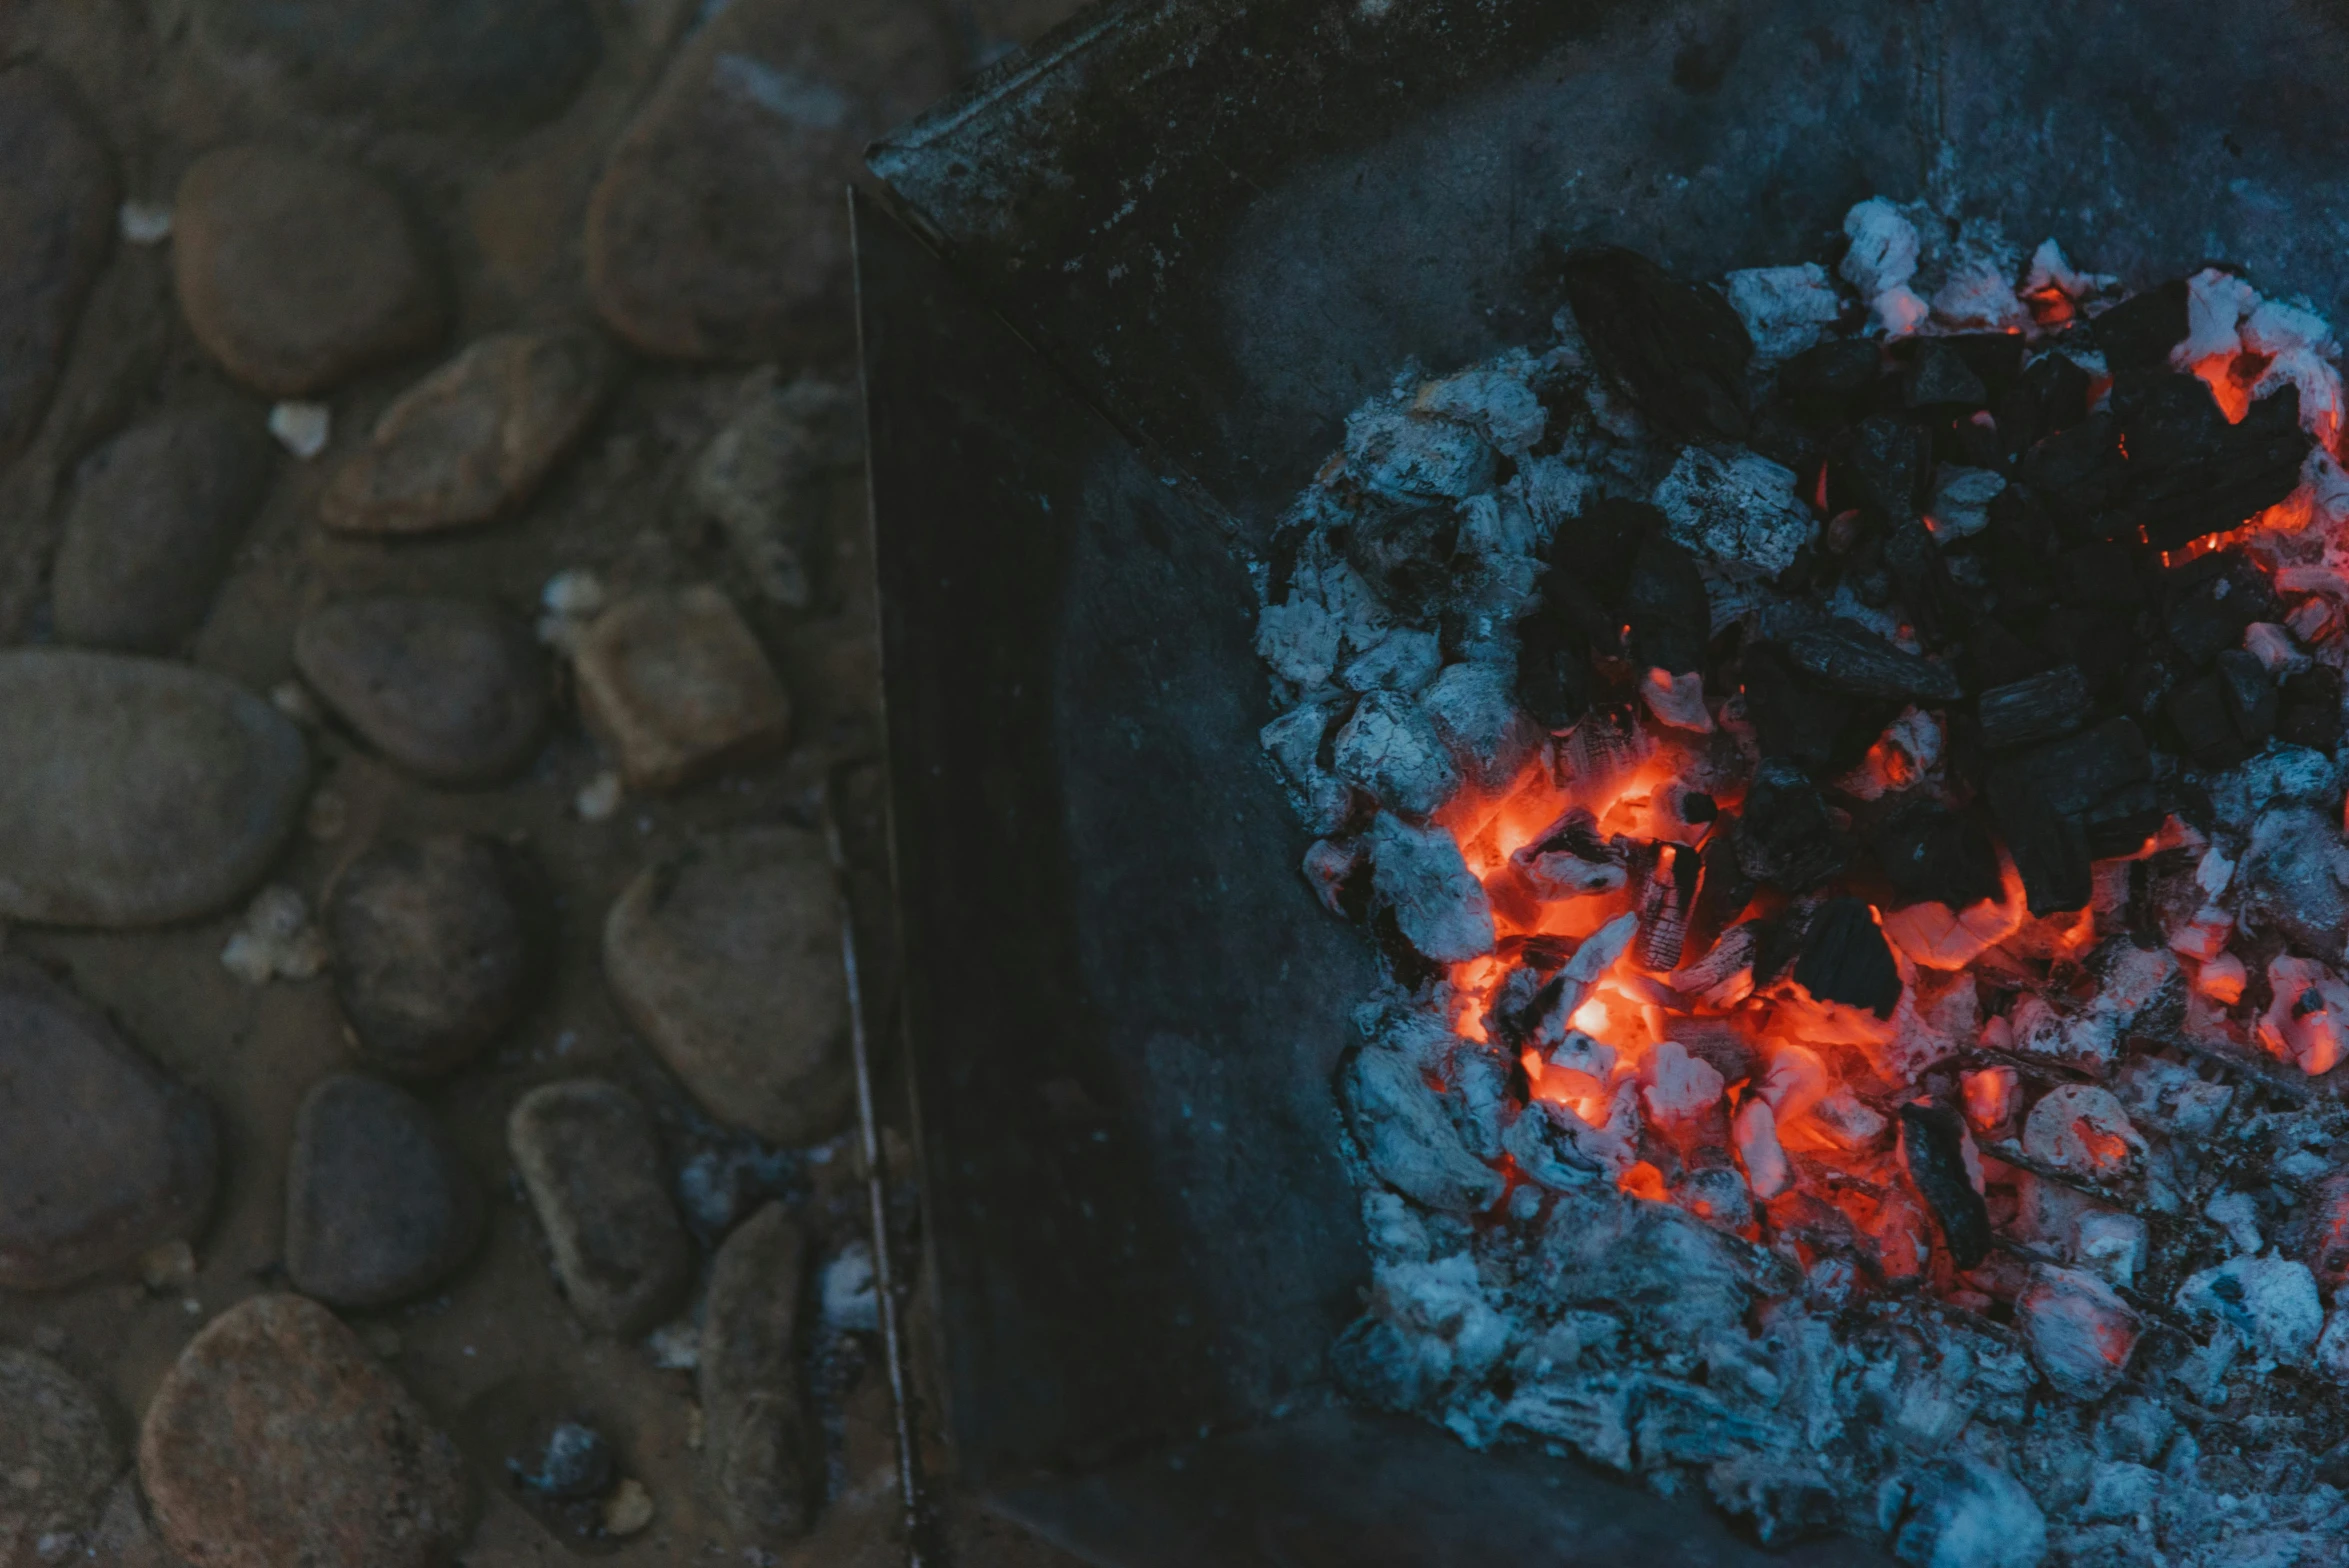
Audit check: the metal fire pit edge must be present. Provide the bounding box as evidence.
[853,1,2349,1561]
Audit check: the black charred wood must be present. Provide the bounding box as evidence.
[2020,413,2126,516]
[1793,897,1901,1017]
[1794,891,1907,1018]
[1969,618,2052,690]
[2088,279,2190,372]
[1977,664,2089,750]
[1623,532,1710,677]
[1778,339,1884,426]
[1981,484,2064,613]
[1992,716,2151,816]
[1937,333,2027,397]
[2111,375,2311,552]
[1741,643,1851,767]
[1902,340,1990,410]
[2279,664,2346,751]
[1997,351,2093,459]
[2059,541,2149,612]
[1876,804,2003,910]
[1831,413,1932,520]
[2218,646,2279,749]
[1882,516,1961,643]
[2163,548,2284,665]
[2166,671,2252,768]
[1899,1103,1994,1269]
[1735,759,1849,892]
[1559,246,1753,444]
[1784,618,1964,702]
[2118,644,2188,729]
[1697,818,1759,931]
[2035,602,2141,699]
[1994,788,2093,914]
[1547,496,1661,603]
[2082,781,2166,860]
[1515,605,1597,731]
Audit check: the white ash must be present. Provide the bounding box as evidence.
[1250,201,2349,1568]
[1651,445,1816,580]
[1723,263,1843,362]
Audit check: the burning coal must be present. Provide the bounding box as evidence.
[1260,197,2349,1563]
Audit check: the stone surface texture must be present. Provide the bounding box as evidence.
[583,0,954,362]
[172,145,445,397]
[138,1294,469,1568]
[0,65,116,470]
[0,650,307,926]
[700,1203,817,1546]
[286,1073,484,1308]
[293,595,549,784]
[0,958,219,1290]
[320,329,612,535]
[324,833,549,1075]
[509,1079,692,1336]
[189,0,603,126]
[605,826,854,1145]
[51,408,275,652]
[0,1347,121,1567]
[571,585,791,790]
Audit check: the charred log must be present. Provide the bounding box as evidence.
[2110,374,2311,553]
[2088,279,2189,371]
[1876,803,2003,911]
[1735,760,1849,892]
[1623,532,1711,677]
[2019,413,2125,516]
[1976,665,2089,751]
[1792,897,1901,1017]
[1831,413,1932,520]
[1898,1103,1994,1269]
[1741,644,1852,767]
[1784,619,1964,702]
[1559,246,1754,444]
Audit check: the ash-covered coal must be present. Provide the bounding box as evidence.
[1256,195,2349,1566]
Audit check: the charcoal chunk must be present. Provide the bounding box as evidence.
[2082,781,2165,859]
[1899,1104,1993,1269]
[1995,717,2151,817]
[1997,352,2093,458]
[1697,821,1758,931]
[1515,607,1596,732]
[2168,671,2254,768]
[2278,664,2346,751]
[2163,548,2281,665]
[1622,533,1709,676]
[2113,375,2311,552]
[1741,643,1849,766]
[1777,340,1882,425]
[1831,414,1931,519]
[1784,619,1962,702]
[1877,804,2002,910]
[1969,620,2051,690]
[1546,496,1661,602]
[2217,647,2277,745]
[2020,413,2125,515]
[1977,665,2088,750]
[1988,786,2092,915]
[1558,247,1753,443]
[1734,760,1847,892]
[2089,280,2189,371]
[1882,517,1959,642]
[1792,897,1900,1017]
[1903,340,1989,409]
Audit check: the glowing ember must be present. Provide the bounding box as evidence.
[1270,196,2349,1561]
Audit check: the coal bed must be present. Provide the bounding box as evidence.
[1260,196,2349,1564]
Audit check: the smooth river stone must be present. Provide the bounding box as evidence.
[139,1294,469,1568]
[0,650,307,926]
[0,65,117,470]
[0,957,220,1290]
[293,595,549,785]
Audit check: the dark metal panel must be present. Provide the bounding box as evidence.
[989,1407,1895,1568]
[853,188,1375,1484]
[871,0,2349,533]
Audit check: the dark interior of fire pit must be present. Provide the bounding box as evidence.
[855,1,2349,1560]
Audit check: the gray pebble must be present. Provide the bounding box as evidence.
[509,1080,692,1336]
[293,595,548,786]
[286,1073,483,1308]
